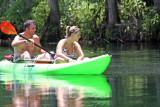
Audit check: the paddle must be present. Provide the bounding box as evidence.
[0,21,54,56]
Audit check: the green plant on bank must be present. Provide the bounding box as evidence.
[119,0,148,35]
[0,0,15,22]
[142,7,160,34]
[31,0,50,38]
[119,0,160,40]
[120,0,147,23]
[59,0,105,40]
[105,29,118,40]
[0,0,41,31]
[0,0,159,42]
[4,0,30,29]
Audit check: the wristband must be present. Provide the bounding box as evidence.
[67,58,70,62]
[24,40,28,43]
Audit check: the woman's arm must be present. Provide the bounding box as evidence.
[74,42,84,61]
[56,39,74,61]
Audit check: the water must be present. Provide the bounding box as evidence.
[0,43,160,107]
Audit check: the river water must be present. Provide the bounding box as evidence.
[0,43,160,107]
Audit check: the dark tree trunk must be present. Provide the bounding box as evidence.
[105,0,108,23]
[154,0,160,15]
[107,0,120,29]
[104,0,121,42]
[41,0,61,43]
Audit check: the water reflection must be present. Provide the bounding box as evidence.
[0,73,111,107]
[107,74,159,107]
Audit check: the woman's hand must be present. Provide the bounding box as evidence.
[50,51,55,58]
[67,58,76,63]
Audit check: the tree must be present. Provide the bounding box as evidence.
[154,0,160,15]
[107,0,120,29]
[41,0,61,42]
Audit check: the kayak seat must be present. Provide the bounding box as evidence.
[4,55,54,63]
[35,58,53,64]
[5,55,14,61]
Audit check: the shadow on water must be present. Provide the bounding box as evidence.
[0,73,111,107]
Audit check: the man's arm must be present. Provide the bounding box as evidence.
[34,35,46,54]
[11,36,26,47]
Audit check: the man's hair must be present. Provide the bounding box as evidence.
[23,20,35,30]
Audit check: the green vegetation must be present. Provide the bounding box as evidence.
[0,0,160,43]
[31,0,50,38]
[142,7,160,36]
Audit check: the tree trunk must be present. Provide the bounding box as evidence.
[48,0,60,26]
[107,0,120,29]
[41,0,61,43]
[154,0,160,15]
[105,0,108,23]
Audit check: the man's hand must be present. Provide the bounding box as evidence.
[27,39,35,44]
[50,51,55,58]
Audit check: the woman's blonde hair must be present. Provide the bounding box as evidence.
[65,26,80,38]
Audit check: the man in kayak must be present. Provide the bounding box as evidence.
[11,20,52,62]
[54,26,86,63]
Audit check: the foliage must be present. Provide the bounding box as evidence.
[31,0,50,37]
[142,7,160,33]
[119,0,160,37]
[5,0,30,28]
[0,0,42,31]
[120,0,147,23]
[59,0,105,39]
[117,0,160,41]
[0,0,160,42]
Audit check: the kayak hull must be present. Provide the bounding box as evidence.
[0,54,111,74]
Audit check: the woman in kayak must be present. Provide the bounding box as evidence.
[54,26,84,63]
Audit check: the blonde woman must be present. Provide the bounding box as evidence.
[54,26,84,63]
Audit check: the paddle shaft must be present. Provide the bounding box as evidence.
[19,34,52,54]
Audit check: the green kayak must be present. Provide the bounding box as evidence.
[0,54,111,74]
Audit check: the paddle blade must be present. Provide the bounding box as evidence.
[0,21,17,35]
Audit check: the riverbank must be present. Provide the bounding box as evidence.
[0,38,11,46]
